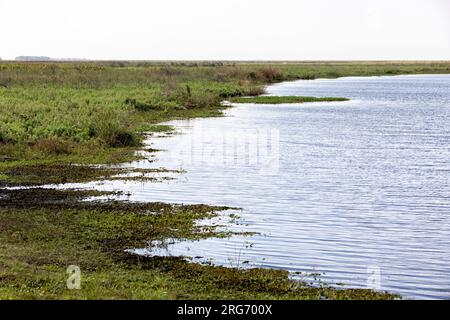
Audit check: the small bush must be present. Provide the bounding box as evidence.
[109,131,138,147]
[87,108,138,147]
[181,91,219,108]
[172,85,221,109]
[34,137,71,155]
[241,85,265,97]
[259,67,283,82]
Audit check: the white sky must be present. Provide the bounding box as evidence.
[1,0,449,60]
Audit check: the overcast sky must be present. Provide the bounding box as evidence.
[1,0,449,60]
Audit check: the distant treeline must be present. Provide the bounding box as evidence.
[15,56,51,61]
[14,56,90,62]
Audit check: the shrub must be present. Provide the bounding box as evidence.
[258,67,283,82]
[87,108,138,147]
[300,74,316,80]
[180,91,219,109]
[34,137,71,155]
[109,131,138,148]
[48,125,82,141]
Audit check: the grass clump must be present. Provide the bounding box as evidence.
[0,163,182,186]
[229,96,350,104]
[1,61,449,165]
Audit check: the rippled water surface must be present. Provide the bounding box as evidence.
[82,75,450,299]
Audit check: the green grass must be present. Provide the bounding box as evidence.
[229,96,349,104]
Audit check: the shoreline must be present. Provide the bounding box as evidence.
[3,62,450,299]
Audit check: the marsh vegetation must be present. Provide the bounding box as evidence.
[1,61,450,299]
[1,61,449,166]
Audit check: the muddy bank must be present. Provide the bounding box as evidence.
[0,163,183,187]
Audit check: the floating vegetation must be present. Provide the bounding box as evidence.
[229,96,349,104]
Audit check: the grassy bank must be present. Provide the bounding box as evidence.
[1,61,449,299]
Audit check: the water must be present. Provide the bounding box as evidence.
[71,75,450,299]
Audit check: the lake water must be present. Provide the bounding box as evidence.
[74,75,450,299]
